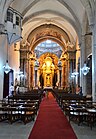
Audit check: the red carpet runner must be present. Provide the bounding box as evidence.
[28,92,77,139]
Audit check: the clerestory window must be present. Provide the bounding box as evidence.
[7,11,13,22]
[16,16,20,25]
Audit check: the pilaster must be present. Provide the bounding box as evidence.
[92,23,96,101]
[80,35,87,96]
[37,69,40,87]
[55,69,59,88]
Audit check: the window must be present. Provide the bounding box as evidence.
[16,16,20,25]
[7,11,13,22]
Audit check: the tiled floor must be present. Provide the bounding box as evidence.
[71,122,96,139]
[0,117,96,139]
[0,120,34,139]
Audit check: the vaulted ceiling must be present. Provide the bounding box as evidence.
[0,0,95,50]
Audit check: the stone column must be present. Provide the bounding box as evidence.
[37,69,40,87]
[61,61,64,88]
[80,36,87,96]
[33,64,35,88]
[58,66,62,88]
[57,69,60,85]
[29,63,32,88]
[61,61,66,88]
[66,59,69,87]
[34,67,38,87]
[29,60,35,89]
[29,61,33,89]
[92,23,96,101]
[59,67,62,88]
[27,57,30,89]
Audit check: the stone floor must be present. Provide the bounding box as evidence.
[0,117,96,139]
[71,121,96,139]
[0,120,34,139]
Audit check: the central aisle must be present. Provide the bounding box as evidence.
[28,92,77,139]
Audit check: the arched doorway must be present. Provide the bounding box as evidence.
[3,69,14,98]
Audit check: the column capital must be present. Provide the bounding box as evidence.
[0,24,4,33]
[89,24,95,31]
[81,35,85,41]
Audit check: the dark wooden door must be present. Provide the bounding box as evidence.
[3,72,9,98]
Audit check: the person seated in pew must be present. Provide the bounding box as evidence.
[16,85,20,94]
[68,85,72,93]
[9,82,14,96]
[77,85,83,96]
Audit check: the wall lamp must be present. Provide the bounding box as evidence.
[71,70,79,78]
[3,60,11,74]
[81,62,90,75]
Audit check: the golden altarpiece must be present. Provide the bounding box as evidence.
[21,52,71,89]
[20,48,75,89]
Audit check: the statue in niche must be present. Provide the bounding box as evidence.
[46,75,51,86]
[42,57,55,87]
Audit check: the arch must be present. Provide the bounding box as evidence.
[27,24,70,51]
[31,37,65,51]
[23,9,80,38]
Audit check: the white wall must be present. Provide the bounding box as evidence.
[0,34,20,99]
[9,42,20,85]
